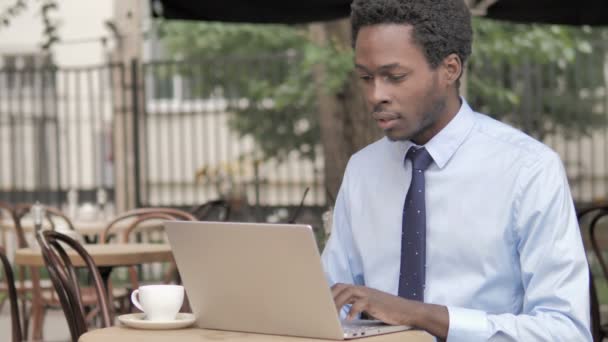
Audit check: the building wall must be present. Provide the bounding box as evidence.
[0,0,114,66]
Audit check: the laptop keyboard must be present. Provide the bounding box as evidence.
[342,320,388,335]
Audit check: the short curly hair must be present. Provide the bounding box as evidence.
[351,0,473,69]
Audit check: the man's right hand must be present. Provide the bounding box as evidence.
[330,283,449,339]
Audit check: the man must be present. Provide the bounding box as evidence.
[320,0,591,341]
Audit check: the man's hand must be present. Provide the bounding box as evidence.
[331,283,416,325]
[331,283,449,339]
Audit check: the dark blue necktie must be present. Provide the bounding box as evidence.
[398,146,433,302]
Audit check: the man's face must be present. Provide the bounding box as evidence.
[355,24,449,144]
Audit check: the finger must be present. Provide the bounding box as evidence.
[347,298,368,320]
[330,283,347,297]
[331,283,352,304]
[334,286,360,311]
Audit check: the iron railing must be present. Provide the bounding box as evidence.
[0,45,607,213]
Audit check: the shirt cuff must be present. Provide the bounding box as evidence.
[446,306,488,342]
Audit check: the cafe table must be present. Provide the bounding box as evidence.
[79,326,434,342]
[14,243,172,268]
[14,243,173,340]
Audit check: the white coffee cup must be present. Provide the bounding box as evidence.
[130,284,184,321]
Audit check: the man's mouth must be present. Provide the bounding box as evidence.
[373,112,400,130]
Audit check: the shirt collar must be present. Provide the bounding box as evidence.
[424,98,475,169]
[389,97,476,169]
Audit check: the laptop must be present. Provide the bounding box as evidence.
[165,221,411,339]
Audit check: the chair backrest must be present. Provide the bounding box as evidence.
[13,203,76,248]
[0,246,22,342]
[587,208,608,279]
[0,202,24,248]
[121,212,182,242]
[100,207,196,243]
[190,200,231,221]
[287,187,309,224]
[36,230,111,342]
[577,205,608,342]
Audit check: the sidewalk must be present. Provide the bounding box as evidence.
[0,304,70,342]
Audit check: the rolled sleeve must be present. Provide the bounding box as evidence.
[446,306,488,342]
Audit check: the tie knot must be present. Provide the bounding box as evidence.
[405,147,433,171]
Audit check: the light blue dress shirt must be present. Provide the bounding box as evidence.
[321,99,591,341]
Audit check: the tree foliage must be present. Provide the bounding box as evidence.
[0,0,60,51]
[469,19,608,140]
[158,19,608,160]
[158,21,352,162]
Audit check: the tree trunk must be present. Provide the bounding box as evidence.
[310,19,381,204]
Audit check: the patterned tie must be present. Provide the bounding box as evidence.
[398,146,433,302]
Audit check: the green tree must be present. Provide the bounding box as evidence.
[159,22,352,163]
[158,19,608,194]
[468,19,608,140]
[0,0,60,50]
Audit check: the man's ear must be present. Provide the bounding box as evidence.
[442,53,462,86]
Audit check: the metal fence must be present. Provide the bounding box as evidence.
[0,55,326,219]
[138,55,325,211]
[0,43,607,213]
[0,63,116,209]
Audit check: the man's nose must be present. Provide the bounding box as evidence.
[368,81,391,107]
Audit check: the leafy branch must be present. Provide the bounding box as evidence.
[0,0,60,51]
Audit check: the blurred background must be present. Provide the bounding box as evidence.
[0,0,607,220]
[0,0,608,340]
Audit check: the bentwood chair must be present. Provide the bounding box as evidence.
[36,230,112,342]
[2,201,61,340]
[13,203,77,241]
[0,246,23,342]
[13,202,120,340]
[577,205,608,342]
[99,208,196,313]
[12,203,86,340]
[100,207,196,243]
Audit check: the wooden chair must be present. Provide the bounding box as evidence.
[11,202,79,340]
[0,201,58,340]
[36,230,111,342]
[13,203,77,242]
[0,246,23,342]
[100,207,196,243]
[578,205,608,342]
[99,208,196,313]
[12,202,115,340]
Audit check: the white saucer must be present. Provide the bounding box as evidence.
[118,313,196,330]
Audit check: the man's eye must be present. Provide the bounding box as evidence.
[387,74,406,81]
[359,75,373,81]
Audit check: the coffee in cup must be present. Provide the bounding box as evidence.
[130,284,184,321]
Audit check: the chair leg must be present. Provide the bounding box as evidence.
[30,267,45,341]
[20,294,29,341]
[85,306,100,327]
[31,302,45,341]
[17,266,30,341]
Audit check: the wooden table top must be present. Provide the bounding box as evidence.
[79,326,433,342]
[14,243,173,267]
